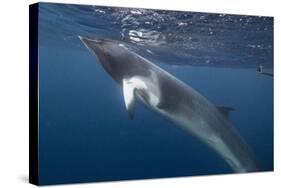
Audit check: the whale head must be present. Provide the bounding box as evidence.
[79,36,148,84]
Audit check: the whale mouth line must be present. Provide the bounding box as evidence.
[78,35,102,44]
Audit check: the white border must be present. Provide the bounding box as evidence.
[0,0,279,187]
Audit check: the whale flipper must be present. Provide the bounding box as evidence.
[123,79,135,119]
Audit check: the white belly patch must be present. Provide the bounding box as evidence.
[122,71,161,118]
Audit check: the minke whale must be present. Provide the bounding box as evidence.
[79,36,258,173]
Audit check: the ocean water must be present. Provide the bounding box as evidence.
[37,3,273,185]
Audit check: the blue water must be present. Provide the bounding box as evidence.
[38,3,273,185]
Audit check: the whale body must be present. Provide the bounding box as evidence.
[79,36,258,173]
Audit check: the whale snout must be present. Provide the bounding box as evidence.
[78,35,110,67]
[79,35,120,80]
[78,35,101,44]
[78,35,104,54]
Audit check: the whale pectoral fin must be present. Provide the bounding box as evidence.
[217,106,235,118]
[123,79,135,120]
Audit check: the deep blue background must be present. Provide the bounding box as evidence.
[38,3,273,185]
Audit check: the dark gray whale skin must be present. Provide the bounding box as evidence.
[79,36,258,173]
